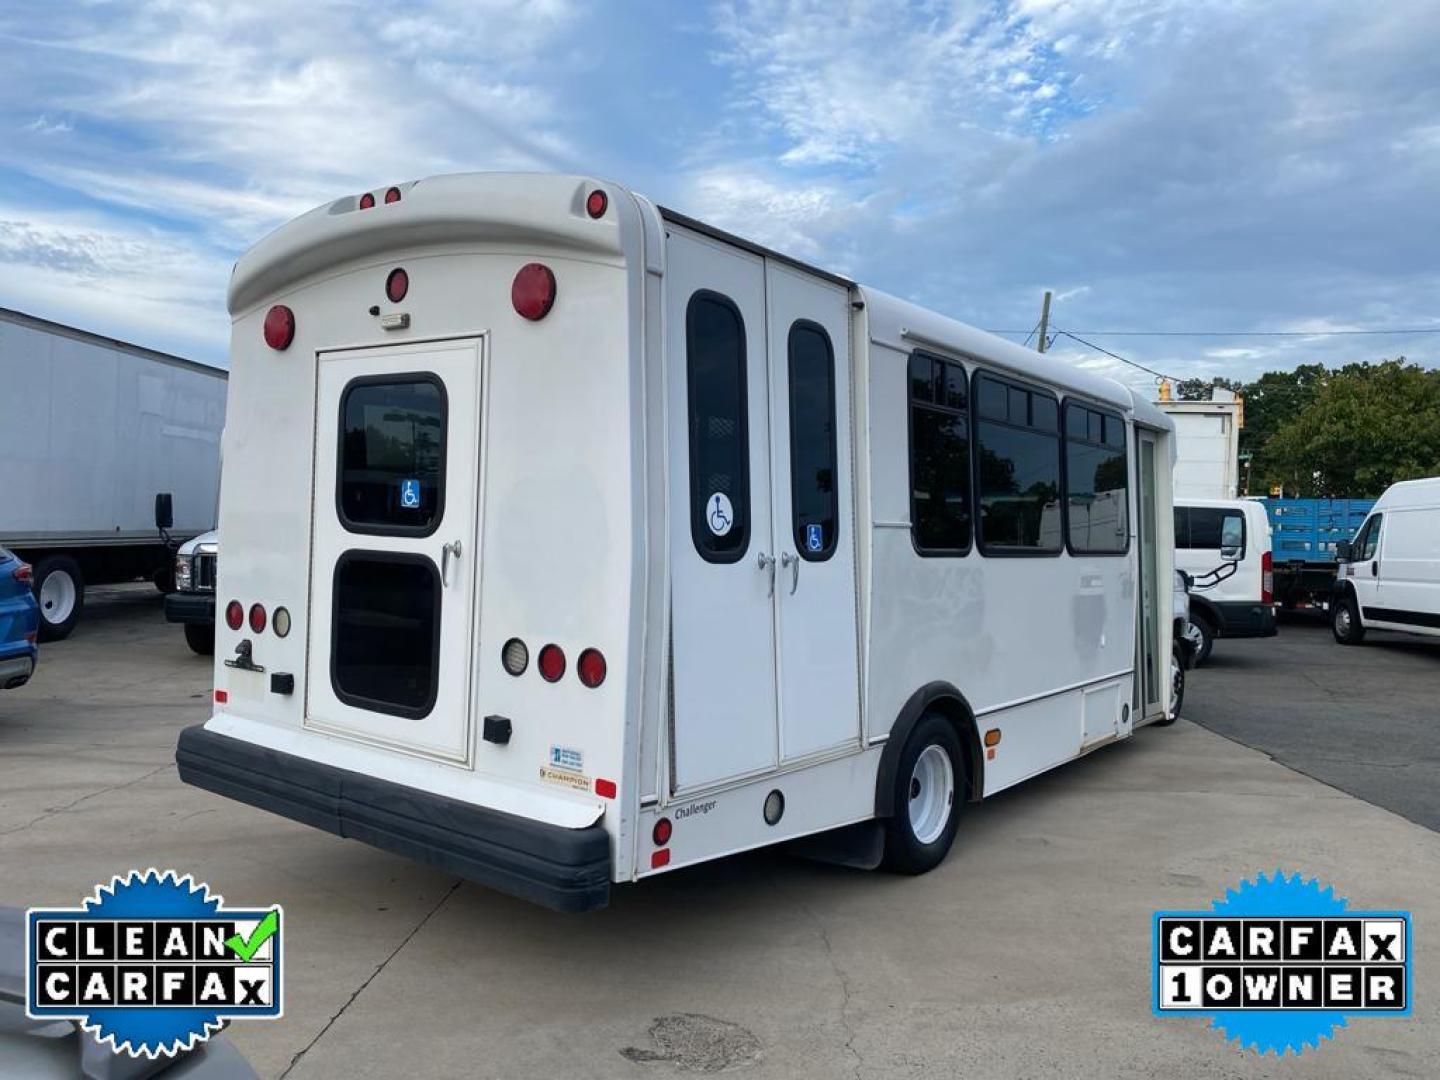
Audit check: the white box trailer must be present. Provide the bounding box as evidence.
[0,308,227,639]
[176,173,1176,911]
[1156,391,1242,500]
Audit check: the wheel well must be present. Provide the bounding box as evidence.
[1187,597,1219,632]
[875,682,984,818]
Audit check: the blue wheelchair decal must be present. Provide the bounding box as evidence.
[806,523,823,553]
[399,478,421,510]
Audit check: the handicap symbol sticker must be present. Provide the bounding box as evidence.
[399,478,421,510]
[805,523,824,553]
[707,492,733,537]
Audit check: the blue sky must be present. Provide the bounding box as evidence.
[2,0,1437,388]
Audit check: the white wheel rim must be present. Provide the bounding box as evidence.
[1336,607,1351,636]
[1171,654,1183,705]
[1182,622,1204,652]
[907,745,955,845]
[39,570,76,625]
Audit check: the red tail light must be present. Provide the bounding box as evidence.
[384,186,402,204]
[586,189,608,218]
[652,817,672,846]
[214,689,228,704]
[263,305,295,350]
[595,777,617,799]
[538,644,566,682]
[511,263,556,321]
[358,192,376,210]
[225,600,243,631]
[1261,550,1274,605]
[386,267,409,303]
[651,849,670,869]
[11,563,31,583]
[249,603,267,634]
[577,648,606,688]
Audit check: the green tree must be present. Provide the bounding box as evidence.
[1263,360,1440,496]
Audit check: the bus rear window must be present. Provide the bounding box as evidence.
[337,375,447,535]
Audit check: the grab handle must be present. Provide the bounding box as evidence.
[780,551,800,595]
[442,540,463,586]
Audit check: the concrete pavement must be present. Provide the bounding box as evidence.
[1,586,1436,1078]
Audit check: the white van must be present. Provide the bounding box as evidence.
[1332,477,1440,644]
[1173,498,1275,664]
[175,173,1177,911]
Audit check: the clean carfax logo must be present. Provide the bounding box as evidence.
[26,869,283,1059]
[1153,870,1410,1055]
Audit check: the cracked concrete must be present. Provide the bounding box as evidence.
[2,586,1438,1078]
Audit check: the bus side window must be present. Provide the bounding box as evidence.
[788,321,838,561]
[974,372,1062,554]
[908,351,971,555]
[686,291,750,563]
[1063,402,1129,554]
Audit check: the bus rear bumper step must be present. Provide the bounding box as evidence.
[175,724,612,913]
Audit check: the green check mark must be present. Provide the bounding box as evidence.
[225,910,279,962]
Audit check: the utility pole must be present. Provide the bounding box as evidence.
[1036,290,1052,353]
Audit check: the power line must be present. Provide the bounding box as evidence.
[1053,330,1181,383]
[987,327,1440,338]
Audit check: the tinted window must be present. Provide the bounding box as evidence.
[1064,402,1128,553]
[1354,514,1382,560]
[332,553,439,717]
[339,376,446,535]
[909,352,971,553]
[687,293,749,562]
[975,374,1061,552]
[1177,507,1246,553]
[788,322,838,561]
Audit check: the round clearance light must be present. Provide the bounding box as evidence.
[511,262,556,321]
[225,600,243,631]
[763,789,785,826]
[248,603,267,634]
[652,817,673,846]
[358,192,376,210]
[577,648,606,688]
[586,189,608,218]
[538,643,566,683]
[263,305,295,350]
[386,267,409,303]
[273,606,292,639]
[502,638,529,677]
[384,186,402,204]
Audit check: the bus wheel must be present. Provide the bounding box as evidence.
[1186,616,1214,667]
[34,555,84,642]
[1332,593,1366,645]
[1152,648,1183,726]
[883,713,965,875]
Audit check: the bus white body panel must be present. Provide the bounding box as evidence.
[177,172,1175,911]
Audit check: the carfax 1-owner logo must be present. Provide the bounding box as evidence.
[1153,870,1411,1055]
[26,869,283,1058]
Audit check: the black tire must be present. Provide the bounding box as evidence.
[1152,648,1183,726]
[1188,614,1215,667]
[184,622,215,655]
[1332,592,1366,645]
[882,712,966,875]
[33,555,84,642]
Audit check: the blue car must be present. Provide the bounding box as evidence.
[0,544,39,690]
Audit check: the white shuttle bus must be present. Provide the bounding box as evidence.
[177,173,1177,912]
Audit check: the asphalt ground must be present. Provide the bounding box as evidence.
[1184,612,1440,833]
[1,586,1437,1078]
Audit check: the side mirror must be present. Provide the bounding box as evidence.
[1334,540,1352,562]
[154,493,174,530]
[1220,544,1240,561]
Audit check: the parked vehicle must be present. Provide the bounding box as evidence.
[166,530,218,654]
[0,308,226,640]
[1331,477,1440,644]
[1165,569,1195,722]
[1261,497,1375,609]
[176,172,1177,912]
[1174,498,1275,664]
[0,544,39,690]
[1156,387,1243,500]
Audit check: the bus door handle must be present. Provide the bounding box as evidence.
[757,552,776,597]
[1371,561,1378,577]
[442,540,463,586]
[780,551,800,595]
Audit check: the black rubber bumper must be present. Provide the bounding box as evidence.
[165,592,215,625]
[175,725,611,912]
[1213,600,1279,638]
